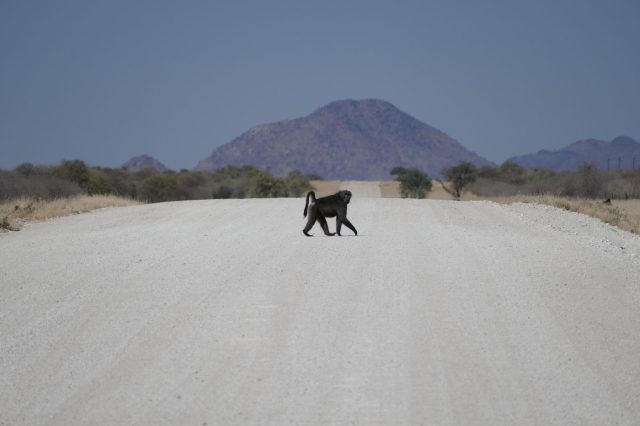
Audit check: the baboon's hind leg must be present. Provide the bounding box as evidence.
[318,215,335,236]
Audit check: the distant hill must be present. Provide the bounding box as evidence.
[121,155,169,172]
[509,136,640,171]
[195,99,493,179]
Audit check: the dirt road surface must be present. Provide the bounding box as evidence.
[2,197,640,425]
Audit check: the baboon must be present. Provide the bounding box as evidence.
[303,190,357,237]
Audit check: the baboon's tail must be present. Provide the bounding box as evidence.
[303,191,316,217]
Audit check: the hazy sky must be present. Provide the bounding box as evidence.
[1,0,639,170]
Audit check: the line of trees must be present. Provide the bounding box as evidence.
[0,161,317,202]
[5,159,640,203]
[390,162,477,199]
[471,161,640,199]
[390,160,640,199]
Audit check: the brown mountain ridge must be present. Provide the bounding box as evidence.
[195,99,493,179]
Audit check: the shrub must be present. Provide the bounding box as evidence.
[14,163,34,177]
[477,166,500,179]
[212,185,233,199]
[390,167,432,198]
[248,171,289,197]
[87,169,115,195]
[4,160,322,202]
[0,170,83,200]
[53,160,90,190]
[1,215,12,230]
[285,170,313,196]
[575,162,601,198]
[499,161,526,184]
[140,173,179,202]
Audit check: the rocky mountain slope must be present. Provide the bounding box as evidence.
[196,99,492,179]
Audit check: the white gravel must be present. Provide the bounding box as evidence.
[1,198,640,425]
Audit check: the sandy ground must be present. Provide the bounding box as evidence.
[311,180,389,198]
[311,180,464,200]
[2,196,640,425]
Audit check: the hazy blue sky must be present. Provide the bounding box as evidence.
[1,0,639,170]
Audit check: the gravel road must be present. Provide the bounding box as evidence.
[1,198,640,425]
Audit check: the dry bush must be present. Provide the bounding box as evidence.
[491,195,640,234]
[471,166,640,200]
[0,195,139,232]
[613,200,640,234]
[0,170,83,200]
[470,178,519,197]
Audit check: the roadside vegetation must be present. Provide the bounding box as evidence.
[4,158,640,235]
[1,195,140,231]
[464,161,640,234]
[389,162,477,200]
[1,160,316,232]
[1,161,315,202]
[469,161,640,199]
[387,160,640,234]
[489,195,640,234]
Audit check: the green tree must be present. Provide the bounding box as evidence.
[499,161,526,184]
[477,165,500,179]
[391,167,432,198]
[285,170,313,196]
[248,171,289,197]
[442,161,477,198]
[53,160,90,190]
[87,169,115,195]
[212,185,233,199]
[14,163,34,177]
[140,173,178,202]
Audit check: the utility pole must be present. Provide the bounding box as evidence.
[618,157,622,170]
[607,157,611,171]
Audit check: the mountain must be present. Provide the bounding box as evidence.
[509,136,640,171]
[121,155,169,172]
[195,99,493,179]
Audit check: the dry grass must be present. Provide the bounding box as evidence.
[490,195,640,234]
[0,195,140,232]
[615,200,640,234]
